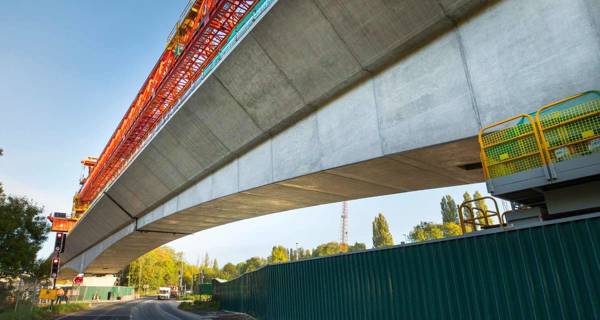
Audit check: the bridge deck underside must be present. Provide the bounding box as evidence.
[69,137,481,276]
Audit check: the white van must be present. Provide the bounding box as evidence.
[158,287,170,300]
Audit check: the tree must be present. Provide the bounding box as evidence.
[408,222,444,242]
[127,247,180,292]
[30,259,52,283]
[442,222,462,237]
[348,242,367,252]
[408,221,462,242]
[242,257,266,273]
[235,262,246,275]
[474,191,493,226]
[212,259,219,272]
[440,195,458,223]
[0,190,49,278]
[460,192,475,231]
[312,242,347,257]
[221,263,238,280]
[296,247,309,260]
[202,253,210,268]
[182,263,198,289]
[199,264,217,282]
[372,213,394,248]
[268,246,289,263]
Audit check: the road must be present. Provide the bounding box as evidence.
[57,297,252,320]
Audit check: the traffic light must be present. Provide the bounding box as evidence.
[51,257,60,278]
[54,233,66,253]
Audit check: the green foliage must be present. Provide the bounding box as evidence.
[0,186,49,278]
[460,192,475,231]
[182,263,198,289]
[289,247,310,261]
[462,192,473,211]
[408,222,462,242]
[182,293,210,301]
[235,262,246,276]
[179,295,220,312]
[440,195,458,223]
[31,259,52,283]
[348,242,367,252]
[474,191,493,226]
[409,222,443,242]
[0,302,90,320]
[407,190,498,242]
[312,242,347,257]
[203,253,210,268]
[127,247,180,292]
[442,222,462,237]
[220,263,239,280]
[212,259,219,272]
[268,246,289,263]
[45,303,91,315]
[199,265,217,283]
[372,213,394,248]
[309,242,366,257]
[240,257,266,273]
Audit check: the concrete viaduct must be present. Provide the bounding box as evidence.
[61,0,600,276]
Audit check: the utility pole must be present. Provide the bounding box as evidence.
[190,267,194,296]
[127,266,131,287]
[138,259,142,297]
[179,253,184,297]
[191,256,199,294]
[340,201,349,245]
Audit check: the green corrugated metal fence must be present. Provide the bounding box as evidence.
[70,286,135,301]
[198,283,213,295]
[214,214,600,319]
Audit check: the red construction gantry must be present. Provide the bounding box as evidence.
[75,0,258,213]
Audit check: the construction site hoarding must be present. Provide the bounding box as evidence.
[214,214,600,319]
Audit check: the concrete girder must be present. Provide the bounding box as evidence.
[61,0,600,274]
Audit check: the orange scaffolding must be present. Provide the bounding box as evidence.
[75,0,258,212]
[48,216,78,233]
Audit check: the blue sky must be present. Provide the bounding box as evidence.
[0,1,492,265]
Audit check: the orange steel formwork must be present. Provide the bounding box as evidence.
[76,0,258,211]
[48,216,78,233]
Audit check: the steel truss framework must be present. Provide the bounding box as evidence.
[78,0,258,209]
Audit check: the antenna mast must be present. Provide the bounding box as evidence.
[340,201,349,244]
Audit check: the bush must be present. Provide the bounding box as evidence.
[178,295,220,312]
[0,302,90,320]
[182,294,211,302]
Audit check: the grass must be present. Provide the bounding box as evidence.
[178,295,220,312]
[181,294,210,301]
[0,302,91,320]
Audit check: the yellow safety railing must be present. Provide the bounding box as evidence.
[479,91,600,179]
[457,196,505,234]
[536,91,600,163]
[479,114,546,179]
